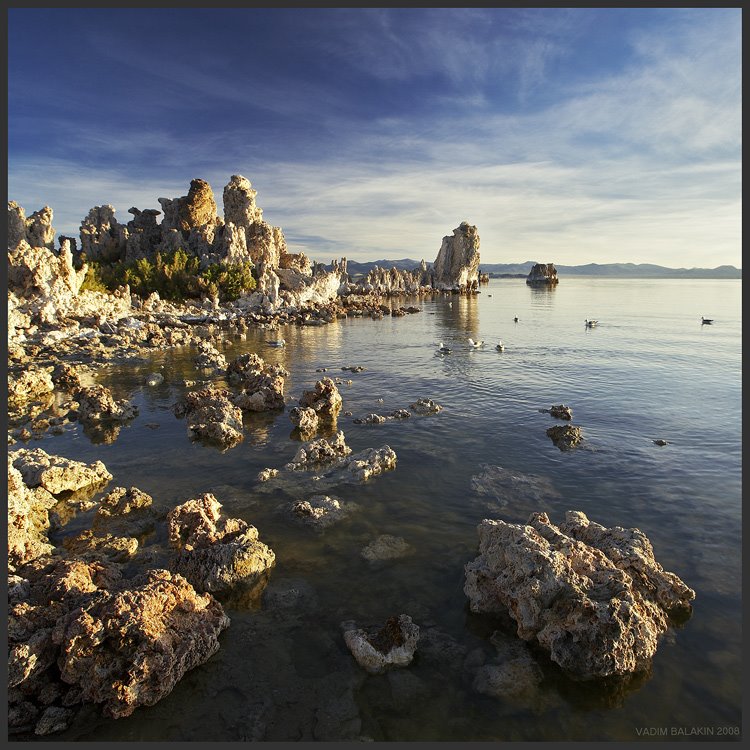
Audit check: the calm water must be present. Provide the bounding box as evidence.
[29,278,742,741]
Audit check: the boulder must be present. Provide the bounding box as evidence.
[167,493,275,593]
[8,367,54,405]
[464,511,695,678]
[299,377,343,419]
[55,569,230,719]
[289,406,319,436]
[342,615,420,674]
[76,385,138,424]
[92,486,157,537]
[286,431,352,469]
[193,341,228,372]
[226,353,287,412]
[173,386,244,448]
[10,448,112,496]
[546,424,583,450]
[409,398,442,415]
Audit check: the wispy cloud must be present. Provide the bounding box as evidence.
[7,8,741,268]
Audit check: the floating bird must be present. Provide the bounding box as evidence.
[437,342,452,354]
[266,338,286,347]
[487,294,493,297]
[653,439,669,446]
[468,338,484,348]
[701,317,714,325]
[513,316,519,323]
[585,319,598,328]
[448,302,453,308]
[495,341,505,352]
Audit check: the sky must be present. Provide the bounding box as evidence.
[7,7,742,268]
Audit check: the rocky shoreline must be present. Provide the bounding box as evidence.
[7,183,695,737]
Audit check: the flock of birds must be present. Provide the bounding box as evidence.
[269,315,715,355]
[435,314,715,356]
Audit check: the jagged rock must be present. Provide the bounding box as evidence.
[51,363,82,393]
[279,249,312,275]
[124,207,163,262]
[91,486,157,537]
[76,384,138,424]
[173,386,244,448]
[289,406,319,436]
[193,340,228,372]
[361,535,412,562]
[409,398,442,415]
[159,178,219,238]
[432,222,480,291]
[299,377,343,419]
[8,201,55,250]
[167,493,275,593]
[8,367,54,404]
[79,205,128,262]
[10,447,112,496]
[463,511,695,678]
[286,431,352,469]
[257,468,279,482]
[7,239,87,324]
[290,495,351,528]
[226,353,287,411]
[34,706,75,736]
[7,457,56,570]
[546,424,583,451]
[353,413,387,425]
[526,262,559,286]
[55,569,230,719]
[545,404,573,420]
[343,446,397,481]
[342,615,420,674]
[61,530,138,562]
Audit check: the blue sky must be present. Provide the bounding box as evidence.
[7,7,741,268]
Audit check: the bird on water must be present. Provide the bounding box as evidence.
[496,341,505,352]
[437,342,452,354]
[513,315,519,323]
[701,317,714,325]
[468,338,484,348]
[585,319,598,328]
[266,338,286,347]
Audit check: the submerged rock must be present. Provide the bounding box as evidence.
[342,615,420,674]
[290,495,352,529]
[464,511,695,678]
[361,535,412,562]
[470,465,561,510]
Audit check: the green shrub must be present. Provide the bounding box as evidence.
[76,249,256,302]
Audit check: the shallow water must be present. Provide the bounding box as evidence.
[23,277,742,741]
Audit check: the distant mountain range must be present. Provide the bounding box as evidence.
[333,259,741,279]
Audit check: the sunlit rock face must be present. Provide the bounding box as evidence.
[222,174,285,268]
[7,238,88,325]
[464,511,695,678]
[8,201,56,251]
[526,262,559,285]
[432,222,480,291]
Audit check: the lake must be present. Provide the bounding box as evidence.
[31,277,742,741]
